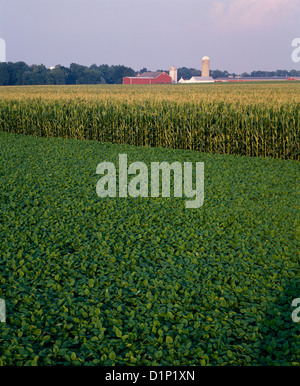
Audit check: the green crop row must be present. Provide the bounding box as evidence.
[0,132,299,366]
[0,95,299,160]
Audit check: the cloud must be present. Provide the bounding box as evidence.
[209,0,300,32]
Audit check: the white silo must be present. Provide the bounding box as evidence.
[201,56,210,78]
[169,65,178,84]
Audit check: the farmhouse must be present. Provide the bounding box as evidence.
[123,71,172,85]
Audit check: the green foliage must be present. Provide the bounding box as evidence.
[0,62,136,86]
[0,132,299,366]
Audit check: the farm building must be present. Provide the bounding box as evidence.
[215,76,300,82]
[178,56,215,84]
[123,71,172,85]
[179,76,215,84]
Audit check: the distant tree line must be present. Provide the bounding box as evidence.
[0,62,136,85]
[177,68,300,80]
[0,61,299,86]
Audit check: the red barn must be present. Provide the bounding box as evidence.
[123,71,172,85]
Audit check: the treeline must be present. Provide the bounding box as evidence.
[0,62,136,85]
[178,68,300,80]
[0,61,299,86]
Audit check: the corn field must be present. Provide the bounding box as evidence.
[0,83,299,160]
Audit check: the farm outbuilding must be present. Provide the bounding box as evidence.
[123,71,172,85]
[179,56,215,83]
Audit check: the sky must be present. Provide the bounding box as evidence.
[0,0,299,73]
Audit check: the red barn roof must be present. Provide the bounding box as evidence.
[123,71,172,85]
[137,71,163,78]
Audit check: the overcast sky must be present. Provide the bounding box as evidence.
[0,0,299,73]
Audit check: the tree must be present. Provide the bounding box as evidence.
[110,65,136,84]
[7,61,30,85]
[0,63,10,85]
[289,69,300,77]
[49,65,68,85]
[211,69,228,78]
[69,63,86,84]
[24,64,48,85]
